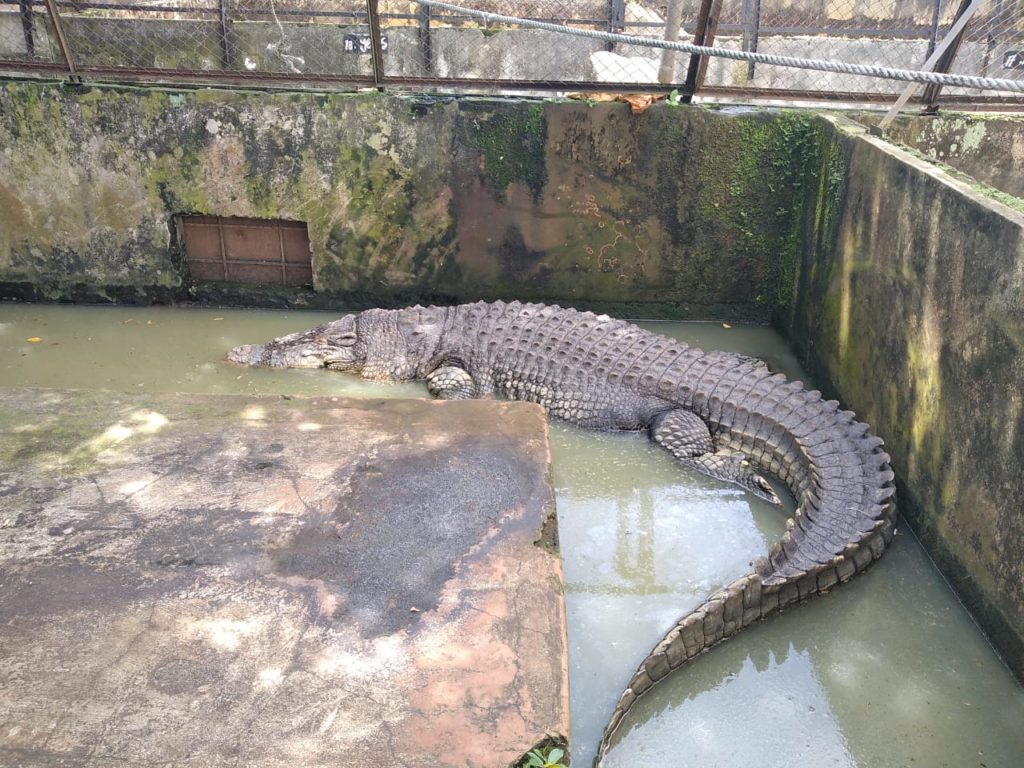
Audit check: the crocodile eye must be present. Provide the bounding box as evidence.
[335,332,358,347]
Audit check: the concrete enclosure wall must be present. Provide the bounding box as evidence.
[0,81,833,318]
[783,116,1024,679]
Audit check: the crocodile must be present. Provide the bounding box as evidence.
[227,300,896,764]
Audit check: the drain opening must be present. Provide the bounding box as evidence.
[180,215,312,285]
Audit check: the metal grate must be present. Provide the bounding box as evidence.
[181,215,313,285]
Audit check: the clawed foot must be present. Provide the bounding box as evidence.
[688,449,783,505]
[736,456,782,505]
[650,410,783,506]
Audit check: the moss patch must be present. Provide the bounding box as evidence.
[468,101,547,202]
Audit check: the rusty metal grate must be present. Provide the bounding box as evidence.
[180,215,313,285]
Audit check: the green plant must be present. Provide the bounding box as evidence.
[524,747,567,768]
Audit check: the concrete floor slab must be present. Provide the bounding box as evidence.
[0,390,567,767]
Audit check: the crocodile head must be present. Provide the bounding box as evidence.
[227,314,366,372]
[227,307,443,381]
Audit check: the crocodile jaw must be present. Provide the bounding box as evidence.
[227,343,269,366]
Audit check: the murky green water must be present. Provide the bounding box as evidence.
[3,303,1023,767]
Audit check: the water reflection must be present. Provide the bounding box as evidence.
[552,426,779,766]
[606,645,856,768]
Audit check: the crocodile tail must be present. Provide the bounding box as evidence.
[594,414,897,765]
[595,572,766,764]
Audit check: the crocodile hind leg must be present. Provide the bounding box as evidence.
[425,365,476,400]
[651,409,781,505]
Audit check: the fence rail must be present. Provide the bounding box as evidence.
[1,0,1022,109]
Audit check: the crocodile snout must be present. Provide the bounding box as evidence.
[227,343,266,366]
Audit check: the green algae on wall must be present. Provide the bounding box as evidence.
[465,101,547,203]
[0,84,465,304]
[445,100,835,318]
[0,80,832,319]
[689,109,841,318]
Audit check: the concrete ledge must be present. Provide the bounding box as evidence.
[854,111,1024,202]
[0,390,567,766]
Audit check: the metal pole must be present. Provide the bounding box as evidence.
[217,0,234,70]
[417,1,432,74]
[746,0,761,81]
[366,0,385,89]
[42,0,76,76]
[694,0,723,94]
[684,0,724,99]
[605,0,625,53]
[925,0,943,60]
[879,0,980,127]
[18,0,34,58]
[682,0,715,100]
[920,0,977,114]
[658,0,686,84]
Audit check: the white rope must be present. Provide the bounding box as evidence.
[415,0,1024,94]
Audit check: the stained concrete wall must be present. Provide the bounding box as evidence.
[783,115,1024,679]
[864,112,1024,201]
[0,80,832,318]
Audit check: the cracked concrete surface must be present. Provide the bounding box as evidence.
[0,390,567,767]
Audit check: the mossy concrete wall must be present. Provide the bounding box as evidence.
[855,111,1024,201]
[784,115,1024,680]
[0,81,830,319]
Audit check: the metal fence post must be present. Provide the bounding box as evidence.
[605,0,625,53]
[879,0,981,128]
[17,0,34,58]
[682,0,723,102]
[217,0,235,70]
[746,0,761,81]
[42,0,76,77]
[366,0,385,89]
[417,2,432,74]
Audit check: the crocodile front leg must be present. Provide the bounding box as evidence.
[651,409,781,505]
[425,365,477,400]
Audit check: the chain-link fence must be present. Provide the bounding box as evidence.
[0,0,1021,106]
